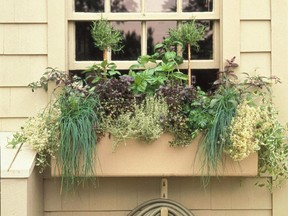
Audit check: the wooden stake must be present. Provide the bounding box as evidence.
[7,142,24,172]
[187,43,191,86]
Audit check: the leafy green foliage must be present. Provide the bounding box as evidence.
[83,60,121,84]
[128,37,187,95]
[10,15,288,192]
[95,76,135,119]
[8,102,61,173]
[184,88,214,138]
[106,96,168,150]
[57,88,101,191]
[28,67,67,92]
[90,19,124,52]
[168,19,205,51]
[201,86,240,174]
[156,83,198,146]
[257,107,288,189]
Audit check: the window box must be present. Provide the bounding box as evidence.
[50,133,258,177]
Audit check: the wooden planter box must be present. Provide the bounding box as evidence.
[51,133,258,177]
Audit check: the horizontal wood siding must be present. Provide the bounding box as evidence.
[43,177,272,216]
[0,0,48,131]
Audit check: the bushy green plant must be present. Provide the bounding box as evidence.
[90,19,123,55]
[8,16,288,192]
[106,96,168,150]
[57,87,101,190]
[201,86,240,174]
[257,105,288,189]
[95,76,135,119]
[128,37,187,96]
[184,88,214,138]
[168,20,205,86]
[156,83,198,146]
[9,103,60,172]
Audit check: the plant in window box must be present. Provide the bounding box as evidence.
[168,19,206,86]
[89,18,124,80]
[8,20,288,191]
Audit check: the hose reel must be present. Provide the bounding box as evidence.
[127,198,194,216]
[128,178,194,216]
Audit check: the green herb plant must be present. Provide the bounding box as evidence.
[156,83,198,146]
[57,87,101,191]
[90,18,123,80]
[169,19,205,86]
[199,57,240,178]
[106,96,168,151]
[128,37,187,96]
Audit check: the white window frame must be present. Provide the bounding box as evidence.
[67,0,220,71]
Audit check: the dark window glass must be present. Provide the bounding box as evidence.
[75,0,104,12]
[146,0,176,12]
[111,0,141,12]
[111,21,141,60]
[183,21,213,60]
[182,69,218,91]
[75,22,103,61]
[147,21,177,55]
[183,0,213,12]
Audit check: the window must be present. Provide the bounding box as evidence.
[68,0,220,90]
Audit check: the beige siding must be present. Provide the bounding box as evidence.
[240,21,271,52]
[240,53,271,77]
[0,24,4,54]
[0,0,48,131]
[2,24,47,54]
[240,0,270,20]
[43,177,272,215]
[0,55,47,86]
[0,118,26,132]
[0,0,47,23]
[0,88,47,117]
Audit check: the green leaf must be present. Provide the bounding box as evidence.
[210,98,218,108]
[164,51,176,61]
[172,72,188,80]
[154,43,164,51]
[108,71,120,76]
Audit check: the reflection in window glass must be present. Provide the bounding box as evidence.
[183,21,213,60]
[111,0,141,12]
[146,0,176,12]
[182,69,218,92]
[75,0,104,12]
[182,0,213,12]
[111,21,141,60]
[147,21,177,55]
[75,22,103,61]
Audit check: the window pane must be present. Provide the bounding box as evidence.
[182,69,218,91]
[75,22,103,61]
[182,0,213,12]
[75,0,104,12]
[193,69,218,91]
[147,21,177,55]
[111,21,141,60]
[183,21,213,60]
[111,0,141,12]
[146,0,176,12]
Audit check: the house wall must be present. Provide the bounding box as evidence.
[43,177,272,216]
[1,0,288,215]
[0,0,49,131]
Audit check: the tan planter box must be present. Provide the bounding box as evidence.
[51,133,258,177]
